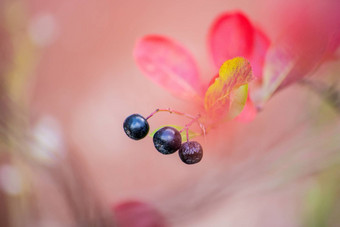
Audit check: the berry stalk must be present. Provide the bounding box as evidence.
[179,114,201,142]
[146,108,197,120]
[146,108,206,137]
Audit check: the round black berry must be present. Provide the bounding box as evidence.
[153,126,182,154]
[179,141,203,164]
[123,114,149,140]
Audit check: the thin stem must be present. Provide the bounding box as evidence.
[179,113,202,141]
[146,108,197,120]
[179,114,201,131]
[146,108,206,138]
[186,128,189,142]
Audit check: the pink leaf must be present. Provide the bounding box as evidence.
[258,2,340,105]
[134,35,203,101]
[208,12,254,68]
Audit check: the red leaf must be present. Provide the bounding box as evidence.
[208,12,254,68]
[113,201,167,227]
[208,12,270,79]
[134,35,203,101]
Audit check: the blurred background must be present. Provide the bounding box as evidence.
[0,0,340,226]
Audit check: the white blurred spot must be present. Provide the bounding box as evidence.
[29,13,58,47]
[29,116,65,164]
[0,165,22,195]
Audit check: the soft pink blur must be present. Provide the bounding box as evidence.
[24,0,340,225]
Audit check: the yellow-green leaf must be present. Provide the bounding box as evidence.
[204,57,253,120]
[225,84,248,120]
[149,125,200,141]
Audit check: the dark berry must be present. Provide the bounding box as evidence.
[123,114,149,140]
[179,141,203,164]
[153,126,182,154]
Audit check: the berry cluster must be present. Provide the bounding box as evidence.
[123,109,203,165]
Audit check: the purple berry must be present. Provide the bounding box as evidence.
[153,126,182,154]
[179,141,203,164]
[123,114,149,140]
